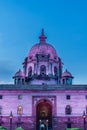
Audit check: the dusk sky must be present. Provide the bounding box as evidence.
[0,0,87,84]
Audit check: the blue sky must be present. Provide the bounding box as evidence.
[0,0,87,84]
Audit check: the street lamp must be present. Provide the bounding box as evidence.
[0,111,2,126]
[46,120,48,130]
[10,111,13,130]
[0,115,2,126]
[82,111,86,130]
[17,106,22,127]
[18,115,22,127]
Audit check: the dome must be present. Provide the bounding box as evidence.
[62,69,73,78]
[13,69,25,78]
[28,29,58,60]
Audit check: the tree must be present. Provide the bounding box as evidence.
[15,127,24,130]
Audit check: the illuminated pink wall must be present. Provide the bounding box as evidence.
[0,89,87,116]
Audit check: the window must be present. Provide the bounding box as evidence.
[0,106,2,115]
[22,79,24,84]
[28,66,32,77]
[85,95,87,99]
[0,95,3,99]
[63,79,65,84]
[18,78,20,84]
[66,95,70,100]
[54,66,58,76]
[40,65,46,76]
[65,105,72,115]
[18,95,22,100]
[66,78,70,84]
[17,105,23,115]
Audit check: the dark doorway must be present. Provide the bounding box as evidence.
[67,123,71,128]
[36,100,52,130]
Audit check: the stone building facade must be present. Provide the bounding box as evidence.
[0,29,87,130]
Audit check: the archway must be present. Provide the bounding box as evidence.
[36,99,52,130]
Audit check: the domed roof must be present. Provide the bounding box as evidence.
[28,29,58,60]
[62,69,73,78]
[13,69,25,78]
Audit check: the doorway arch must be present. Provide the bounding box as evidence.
[36,99,52,130]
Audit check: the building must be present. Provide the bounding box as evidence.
[0,29,87,130]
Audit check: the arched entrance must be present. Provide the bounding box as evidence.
[36,99,52,130]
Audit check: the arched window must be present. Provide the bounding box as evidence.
[17,105,23,115]
[40,65,46,75]
[66,78,70,85]
[18,78,20,84]
[28,66,32,77]
[54,66,58,76]
[22,79,24,84]
[65,105,71,115]
[63,79,65,84]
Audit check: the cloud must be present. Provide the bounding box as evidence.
[0,80,13,84]
[0,60,15,83]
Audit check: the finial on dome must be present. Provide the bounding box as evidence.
[39,28,47,43]
[41,28,44,35]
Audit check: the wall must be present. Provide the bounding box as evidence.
[0,88,87,130]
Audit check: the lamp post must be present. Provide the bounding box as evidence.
[82,111,86,130]
[17,114,22,127]
[0,110,2,126]
[17,106,22,127]
[39,120,41,130]
[10,111,13,130]
[0,115,2,126]
[46,120,48,130]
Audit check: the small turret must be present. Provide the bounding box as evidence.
[13,69,25,85]
[62,69,74,85]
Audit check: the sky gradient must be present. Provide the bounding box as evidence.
[0,0,87,84]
